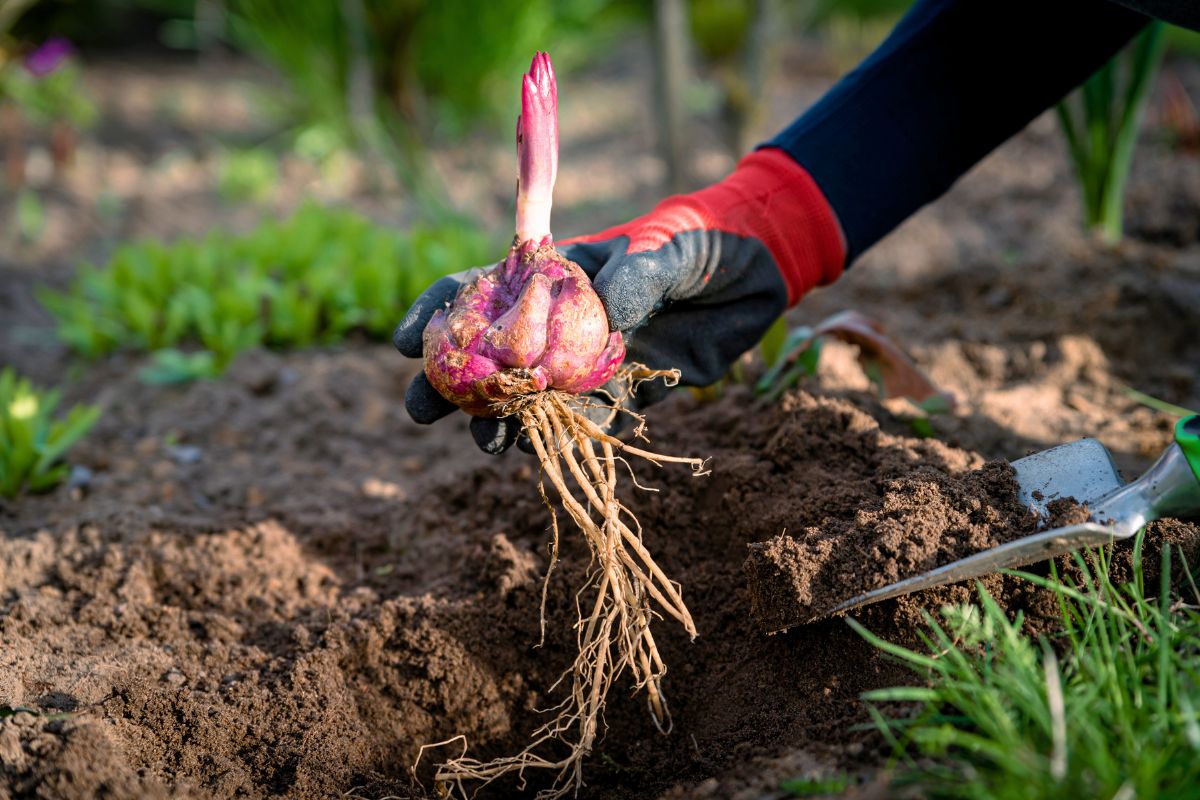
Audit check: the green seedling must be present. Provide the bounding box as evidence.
[39,202,494,380]
[0,56,97,129]
[756,314,789,368]
[756,324,823,402]
[0,367,100,499]
[1056,22,1165,244]
[138,349,220,385]
[908,393,954,439]
[852,537,1200,800]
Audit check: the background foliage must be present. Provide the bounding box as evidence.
[39,203,495,378]
[0,368,99,499]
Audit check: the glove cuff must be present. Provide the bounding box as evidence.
[560,148,847,308]
[696,147,846,306]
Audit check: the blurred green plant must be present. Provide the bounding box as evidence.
[755,311,951,403]
[0,367,100,498]
[1,36,96,191]
[0,46,95,128]
[905,393,952,439]
[756,321,824,402]
[138,349,219,385]
[1056,22,1166,245]
[216,147,279,203]
[756,312,954,436]
[688,0,776,156]
[227,0,630,208]
[39,202,494,377]
[690,0,752,62]
[1121,385,1198,418]
[852,539,1200,799]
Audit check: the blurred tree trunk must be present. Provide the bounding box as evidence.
[1,104,25,188]
[654,0,691,192]
[730,0,776,155]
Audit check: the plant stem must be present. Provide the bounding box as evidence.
[1056,21,1165,244]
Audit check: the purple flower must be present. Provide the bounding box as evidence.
[24,37,75,78]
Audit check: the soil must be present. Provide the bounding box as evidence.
[2,44,1200,800]
[1043,497,1093,528]
[2,366,1196,800]
[745,456,1036,630]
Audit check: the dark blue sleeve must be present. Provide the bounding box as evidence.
[767,0,1151,264]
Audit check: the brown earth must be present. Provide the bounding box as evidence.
[2,358,1197,800]
[2,47,1200,800]
[745,455,1036,630]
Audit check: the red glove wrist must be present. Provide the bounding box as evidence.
[564,147,846,306]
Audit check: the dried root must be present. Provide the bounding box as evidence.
[419,368,707,799]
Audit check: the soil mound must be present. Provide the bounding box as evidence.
[745,457,1036,630]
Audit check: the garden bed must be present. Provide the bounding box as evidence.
[1,349,1197,798]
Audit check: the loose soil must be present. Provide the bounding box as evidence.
[2,46,1200,800]
[745,457,1036,630]
[2,367,1197,799]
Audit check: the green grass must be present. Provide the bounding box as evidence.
[39,202,494,376]
[0,57,97,128]
[1057,22,1166,244]
[0,368,100,499]
[1122,386,1198,419]
[781,773,852,796]
[849,538,1200,799]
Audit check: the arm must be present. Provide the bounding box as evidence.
[773,0,1150,262]
[396,0,1154,453]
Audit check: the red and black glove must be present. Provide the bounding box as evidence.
[394,147,846,453]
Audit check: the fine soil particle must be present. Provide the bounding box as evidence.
[744,459,1038,631]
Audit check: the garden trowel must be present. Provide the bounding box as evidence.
[823,414,1200,620]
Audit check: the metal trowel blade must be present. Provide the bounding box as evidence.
[1011,437,1124,517]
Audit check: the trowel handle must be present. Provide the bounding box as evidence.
[1178,416,1200,485]
[1093,415,1200,531]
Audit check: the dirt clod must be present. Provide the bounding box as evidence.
[1043,497,1093,528]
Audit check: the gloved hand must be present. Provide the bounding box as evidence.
[393,147,846,454]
